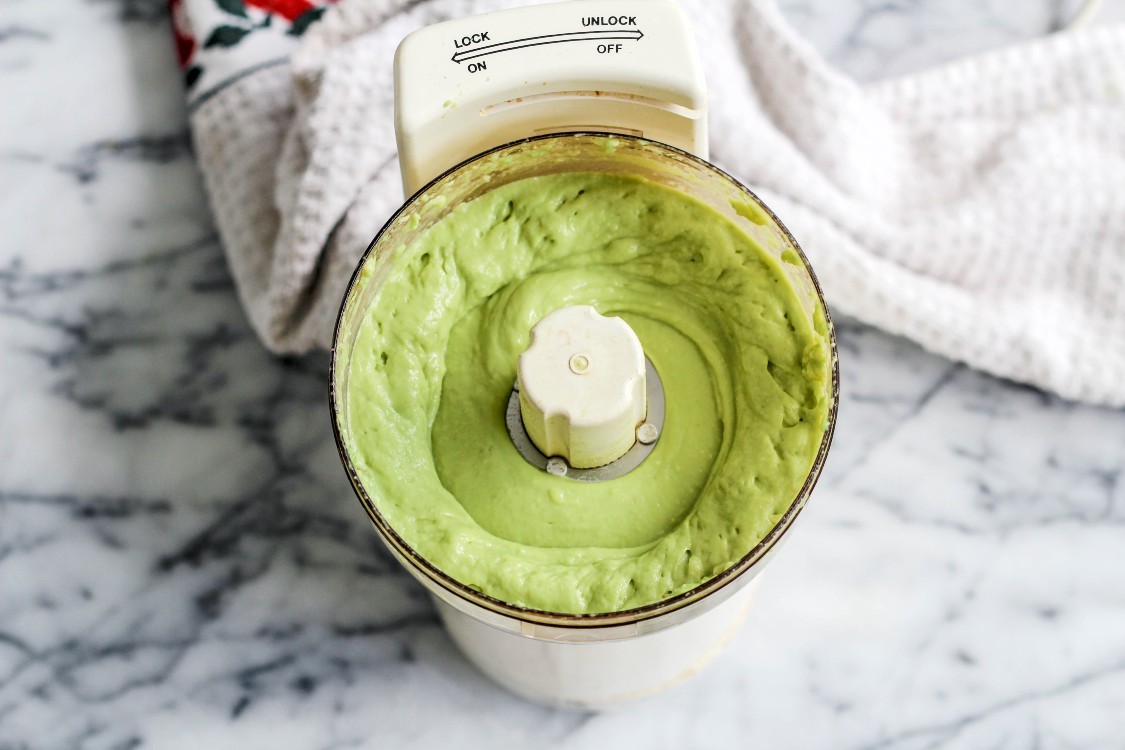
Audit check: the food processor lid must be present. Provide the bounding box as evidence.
[394,0,708,195]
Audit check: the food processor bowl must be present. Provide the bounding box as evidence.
[330,132,838,708]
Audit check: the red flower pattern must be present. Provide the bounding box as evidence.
[167,0,338,89]
[244,0,316,22]
[169,0,196,68]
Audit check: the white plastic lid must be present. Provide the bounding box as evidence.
[394,0,708,194]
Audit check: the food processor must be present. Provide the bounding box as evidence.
[330,0,838,709]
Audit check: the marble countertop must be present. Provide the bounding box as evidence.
[2,0,1123,747]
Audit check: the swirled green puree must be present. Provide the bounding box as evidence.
[344,172,830,615]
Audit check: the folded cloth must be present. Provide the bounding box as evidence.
[174,0,1125,407]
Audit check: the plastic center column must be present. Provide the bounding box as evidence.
[518,305,647,469]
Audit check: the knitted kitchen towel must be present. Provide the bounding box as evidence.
[177,0,1125,407]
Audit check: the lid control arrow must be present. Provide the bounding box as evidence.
[452,29,644,63]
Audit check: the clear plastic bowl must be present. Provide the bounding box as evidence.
[330,132,839,706]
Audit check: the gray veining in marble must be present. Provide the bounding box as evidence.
[1,0,1123,748]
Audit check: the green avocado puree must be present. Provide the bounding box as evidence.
[343,171,830,615]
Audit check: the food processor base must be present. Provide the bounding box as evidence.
[435,576,761,710]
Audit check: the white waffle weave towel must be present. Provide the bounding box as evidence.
[186,0,1125,406]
